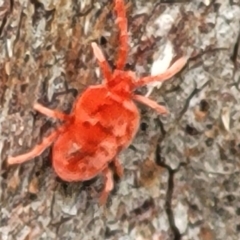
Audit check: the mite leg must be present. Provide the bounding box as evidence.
[8,126,64,165]
[133,94,169,115]
[114,0,128,70]
[112,157,124,178]
[34,103,70,122]
[99,167,114,205]
[91,42,112,83]
[135,57,188,87]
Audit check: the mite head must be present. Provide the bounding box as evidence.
[107,69,136,97]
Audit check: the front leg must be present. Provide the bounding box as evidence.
[133,94,169,115]
[91,42,112,83]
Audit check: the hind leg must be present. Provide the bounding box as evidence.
[99,167,114,205]
[98,158,124,205]
[34,103,70,121]
[112,157,124,178]
[7,126,64,165]
[8,103,69,165]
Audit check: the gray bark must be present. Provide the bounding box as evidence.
[1,0,240,239]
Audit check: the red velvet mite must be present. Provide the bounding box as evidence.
[8,0,187,204]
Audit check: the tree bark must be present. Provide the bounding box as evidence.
[1,0,240,239]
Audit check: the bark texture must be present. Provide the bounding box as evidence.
[1,0,240,239]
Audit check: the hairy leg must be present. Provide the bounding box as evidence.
[91,42,112,83]
[34,103,70,121]
[112,157,124,178]
[99,167,114,205]
[114,0,128,70]
[8,126,65,165]
[133,94,168,115]
[135,57,188,87]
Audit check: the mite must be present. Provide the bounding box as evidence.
[8,0,187,204]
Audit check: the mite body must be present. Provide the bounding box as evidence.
[8,0,187,204]
[53,84,140,183]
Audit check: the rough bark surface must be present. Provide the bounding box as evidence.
[1,0,240,239]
